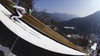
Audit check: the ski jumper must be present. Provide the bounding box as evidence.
[10,5,26,21]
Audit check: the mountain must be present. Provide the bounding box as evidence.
[37,12,78,21]
[49,12,78,21]
[60,11,100,34]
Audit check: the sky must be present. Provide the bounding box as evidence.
[34,0,100,17]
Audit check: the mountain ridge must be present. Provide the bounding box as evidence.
[49,12,78,21]
[60,11,100,34]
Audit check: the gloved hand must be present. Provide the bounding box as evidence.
[10,4,14,8]
[28,9,32,14]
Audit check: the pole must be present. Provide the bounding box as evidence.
[10,36,19,51]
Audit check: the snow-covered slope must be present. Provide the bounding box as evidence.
[0,3,86,55]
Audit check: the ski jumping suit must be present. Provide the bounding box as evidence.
[10,5,26,21]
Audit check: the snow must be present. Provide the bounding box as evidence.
[91,43,97,50]
[0,3,86,55]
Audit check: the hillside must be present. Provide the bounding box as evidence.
[49,12,78,21]
[60,11,100,34]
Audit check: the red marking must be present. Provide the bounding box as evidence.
[22,12,25,14]
[17,9,20,10]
